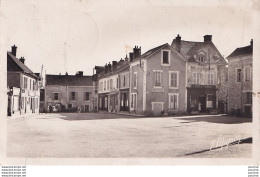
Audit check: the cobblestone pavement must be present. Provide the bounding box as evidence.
[6,113,252,158]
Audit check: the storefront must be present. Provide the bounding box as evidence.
[119,89,129,112]
[187,85,216,113]
[98,93,108,111]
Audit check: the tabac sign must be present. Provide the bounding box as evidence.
[190,84,216,89]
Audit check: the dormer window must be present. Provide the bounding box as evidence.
[198,56,205,62]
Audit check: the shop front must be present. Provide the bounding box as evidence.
[187,85,216,113]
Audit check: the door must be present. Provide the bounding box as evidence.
[152,102,163,116]
[85,105,89,112]
[199,95,206,112]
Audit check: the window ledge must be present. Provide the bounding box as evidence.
[161,64,170,66]
[152,87,164,92]
[169,87,179,89]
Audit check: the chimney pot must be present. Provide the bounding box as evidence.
[19,57,25,64]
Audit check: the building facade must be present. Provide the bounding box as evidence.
[45,72,95,112]
[7,45,40,116]
[226,40,253,117]
[129,44,186,116]
[171,35,228,114]
[97,57,130,113]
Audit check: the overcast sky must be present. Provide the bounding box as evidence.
[1,0,254,75]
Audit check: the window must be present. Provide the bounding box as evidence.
[107,80,109,90]
[104,97,108,108]
[169,71,179,88]
[116,77,119,88]
[70,92,76,100]
[53,93,59,100]
[24,77,27,89]
[110,79,113,90]
[245,92,252,104]
[207,72,214,85]
[133,72,137,89]
[245,66,251,81]
[193,72,200,84]
[104,81,106,91]
[198,55,205,62]
[162,50,170,64]
[85,92,90,101]
[169,93,178,110]
[21,97,24,109]
[154,71,162,87]
[206,94,213,108]
[237,68,242,82]
[123,75,126,87]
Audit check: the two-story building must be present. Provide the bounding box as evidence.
[7,45,41,116]
[171,35,227,114]
[226,40,253,117]
[45,72,95,112]
[129,44,186,116]
[97,56,131,113]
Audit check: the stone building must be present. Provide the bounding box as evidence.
[171,35,228,114]
[45,72,95,112]
[129,44,186,116]
[226,40,253,117]
[96,55,131,113]
[7,45,41,116]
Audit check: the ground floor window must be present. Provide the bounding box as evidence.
[169,93,178,110]
[21,97,24,109]
[104,97,108,109]
[245,92,252,104]
[131,93,137,109]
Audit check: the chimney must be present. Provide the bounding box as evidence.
[175,34,181,53]
[129,52,133,62]
[133,46,141,59]
[108,62,112,72]
[125,54,128,62]
[76,71,83,76]
[112,61,117,71]
[19,57,25,64]
[105,64,108,74]
[250,39,253,47]
[204,35,212,42]
[11,45,17,56]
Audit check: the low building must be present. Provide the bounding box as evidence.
[45,72,95,112]
[7,45,40,116]
[226,40,253,117]
[171,35,228,114]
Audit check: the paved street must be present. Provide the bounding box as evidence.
[7,113,252,158]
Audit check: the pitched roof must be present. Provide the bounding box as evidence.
[46,74,93,86]
[226,45,253,59]
[7,52,39,79]
[171,39,226,65]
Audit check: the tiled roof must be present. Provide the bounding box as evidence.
[226,45,253,59]
[171,39,226,65]
[46,74,93,86]
[7,52,39,79]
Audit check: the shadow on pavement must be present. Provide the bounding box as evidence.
[175,115,252,124]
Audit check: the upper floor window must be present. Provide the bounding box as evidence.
[154,71,162,87]
[107,79,109,90]
[245,66,251,81]
[85,92,90,101]
[70,92,76,100]
[110,79,113,90]
[161,50,170,65]
[23,77,27,89]
[207,72,214,85]
[169,71,179,88]
[53,93,59,101]
[237,68,242,82]
[116,77,119,89]
[104,81,106,91]
[198,56,205,62]
[123,75,126,87]
[133,72,137,89]
[193,72,200,84]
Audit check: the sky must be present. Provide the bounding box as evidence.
[0,0,254,76]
